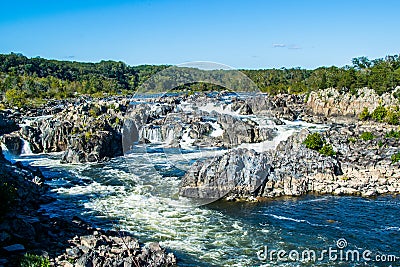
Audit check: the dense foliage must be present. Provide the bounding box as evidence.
[303,132,324,150]
[359,106,400,125]
[302,132,336,156]
[386,129,400,139]
[1,53,400,107]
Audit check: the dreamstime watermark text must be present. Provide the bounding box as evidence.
[256,238,399,264]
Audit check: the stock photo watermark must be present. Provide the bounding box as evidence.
[256,238,399,264]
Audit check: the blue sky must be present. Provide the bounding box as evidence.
[0,0,399,69]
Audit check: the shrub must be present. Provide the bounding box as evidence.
[385,129,400,139]
[358,107,371,121]
[385,110,399,125]
[360,131,375,141]
[303,132,324,150]
[318,144,336,156]
[20,254,50,267]
[391,152,400,163]
[5,88,27,108]
[371,105,387,122]
[115,117,120,125]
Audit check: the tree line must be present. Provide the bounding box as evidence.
[1,53,400,107]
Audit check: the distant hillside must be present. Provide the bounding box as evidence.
[0,53,399,107]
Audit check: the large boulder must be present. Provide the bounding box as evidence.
[217,114,255,146]
[180,149,271,199]
[19,126,43,153]
[20,100,126,163]
[61,131,122,163]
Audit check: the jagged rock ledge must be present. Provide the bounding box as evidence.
[180,126,400,201]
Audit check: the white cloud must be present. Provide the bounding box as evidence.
[288,44,302,50]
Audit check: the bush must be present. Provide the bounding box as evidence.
[385,109,399,125]
[360,131,375,141]
[358,107,371,121]
[20,254,50,267]
[5,88,27,108]
[391,152,400,163]
[371,105,387,122]
[318,144,336,156]
[385,129,400,139]
[303,132,324,150]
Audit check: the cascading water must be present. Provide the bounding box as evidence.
[139,126,163,143]
[9,97,400,267]
[20,138,33,155]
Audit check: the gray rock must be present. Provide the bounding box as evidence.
[2,244,25,253]
[180,148,271,199]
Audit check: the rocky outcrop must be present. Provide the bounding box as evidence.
[305,87,399,121]
[180,125,400,200]
[20,100,126,163]
[0,143,176,267]
[240,94,302,120]
[56,232,176,267]
[180,149,271,199]
[217,114,275,147]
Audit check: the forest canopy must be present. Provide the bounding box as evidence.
[1,53,400,107]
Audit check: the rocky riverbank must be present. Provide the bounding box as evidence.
[0,147,176,266]
[4,87,397,163]
[1,87,400,265]
[180,122,400,200]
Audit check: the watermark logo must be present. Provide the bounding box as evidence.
[256,238,399,264]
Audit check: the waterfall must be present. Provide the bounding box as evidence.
[20,138,33,155]
[140,126,163,143]
[210,122,224,137]
[164,127,176,145]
